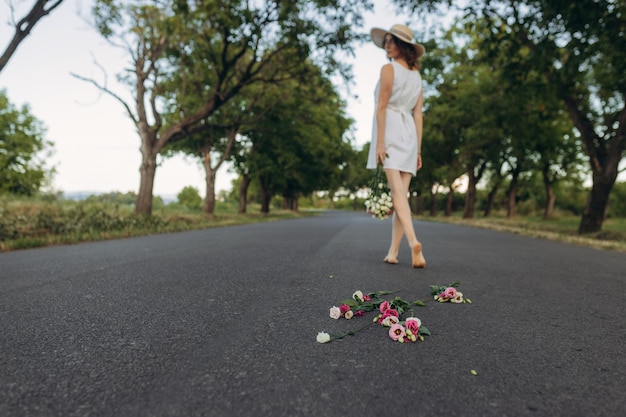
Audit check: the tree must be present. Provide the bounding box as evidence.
[337,143,370,211]
[243,71,353,213]
[393,0,626,233]
[0,0,65,73]
[78,0,370,215]
[0,90,54,195]
[162,81,276,215]
[177,185,201,211]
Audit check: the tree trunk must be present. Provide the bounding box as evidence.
[201,130,238,214]
[506,164,522,218]
[282,195,298,211]
[483,183,500,217]
[238,174,251,214]
[328,190,335,209]
[559,91,624,234]
[463,164,477,219]
[413,193,424,215]
[576,131,621,233]
[445,189,454,217]
[202,153,217,214]
[260,190,272,213]
[135,152,158,215]
[542,165,556,219]
[579,173,616,234]
[429,188,437,217]
[506,186,517,218]
[259,176,272,214]
[544,184,556,219]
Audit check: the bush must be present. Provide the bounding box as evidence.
[177,186,202,211]
[608,182,626,218]
[0,199,166,243]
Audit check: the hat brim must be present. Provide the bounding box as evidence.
[370,27,425,58]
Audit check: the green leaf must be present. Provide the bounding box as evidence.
[340,299,358,307]
[414,300,426,307]
[419,325,431,336]
[376,290,401,296]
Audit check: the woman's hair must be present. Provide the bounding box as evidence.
[392,36,420,70]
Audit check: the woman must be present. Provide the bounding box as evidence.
[366,24,426,268]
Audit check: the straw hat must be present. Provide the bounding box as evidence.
[370,24,425,58]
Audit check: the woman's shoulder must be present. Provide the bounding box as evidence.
[380,62,395,78]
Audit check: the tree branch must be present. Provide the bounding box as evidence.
[0,0,65,72]
[69,70,138,124]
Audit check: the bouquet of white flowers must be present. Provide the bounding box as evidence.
[364,163,393,220]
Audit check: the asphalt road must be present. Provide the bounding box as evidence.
[1,210,625,417]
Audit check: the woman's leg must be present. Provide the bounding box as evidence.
[384,172,411,263]
[385,169,426,268]
[384,211,403,263]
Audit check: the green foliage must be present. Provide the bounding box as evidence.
[0,195,313,251]
[231,63,355,212]
[177,186,202,211]
[0,198,165,244]
[0,90,54,195]
[608,182,626,218]
[392,0,625,233]
[84,191,137,206]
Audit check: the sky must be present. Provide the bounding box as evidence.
[0,0,430,199]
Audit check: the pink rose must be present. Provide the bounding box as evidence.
[354,310,365,317]
[382,308,399,319]
[389,324,406,341]
[404,317,421,335]
[339,304,351,315]
[363,294,371,301]
[379,301,391,313]
[442,287,457,299]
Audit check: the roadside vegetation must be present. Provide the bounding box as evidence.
[0,193,315,252]
[2,190,625,253]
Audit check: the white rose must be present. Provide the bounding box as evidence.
[329,306,341,319]
[316,332,331,343]
[353,290,364,302]
[381,315,399,327]
[451,292,464,304]
[344,310,354,320]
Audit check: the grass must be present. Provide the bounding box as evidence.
[424,212,626,253]
[0,198,316,252]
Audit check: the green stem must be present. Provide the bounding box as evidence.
[331,321,376,341]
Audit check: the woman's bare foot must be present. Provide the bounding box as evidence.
[383,256,399,264]
[411,242,426,268]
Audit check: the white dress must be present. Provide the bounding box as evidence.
[366,60,422,175]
